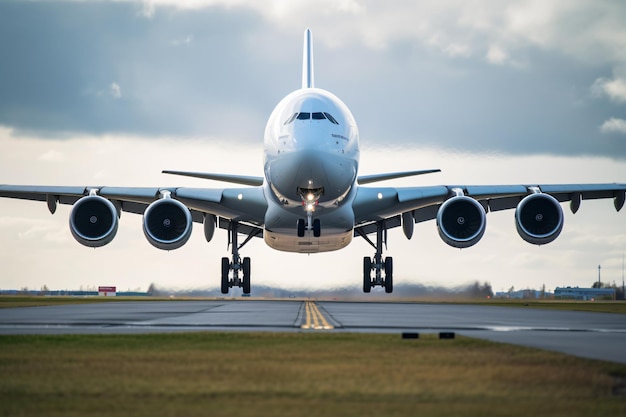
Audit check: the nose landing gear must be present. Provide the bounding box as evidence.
[297,186,323,238]
[297,217,321,237]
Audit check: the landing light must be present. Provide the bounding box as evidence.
[303,200,318,212]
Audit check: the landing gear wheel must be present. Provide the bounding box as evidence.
[297,219,305,237]
[363,257,372,293]
[221,257,230,294]
[313,219,321,237]
[384,257,393,293]
[242,257,251,294]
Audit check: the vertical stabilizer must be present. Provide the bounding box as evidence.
[302,28,314,89]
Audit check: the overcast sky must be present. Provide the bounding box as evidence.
[1,0,625,294]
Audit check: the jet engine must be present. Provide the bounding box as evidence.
[515,193,563,245]
[437,196,486,248]
[143,197,193,250]
[69,194,119,247]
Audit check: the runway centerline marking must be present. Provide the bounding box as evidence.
[301,301,334,330]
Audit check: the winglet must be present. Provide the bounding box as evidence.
[302,28,314,89]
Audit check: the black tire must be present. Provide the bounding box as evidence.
[363,257,372,293]
[384,257,393,293]
[313,219,321,237]
[221,257,230,294]
[242,257,251,294]
[297,219,305,237]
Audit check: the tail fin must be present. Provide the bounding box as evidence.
[302,28,314,89]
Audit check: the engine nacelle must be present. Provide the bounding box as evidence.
[515,193,563,245]
[69,195,119,248]
[437,196,486,248]
[143,198,192,250]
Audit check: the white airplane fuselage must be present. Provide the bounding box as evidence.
[263,88,360,253]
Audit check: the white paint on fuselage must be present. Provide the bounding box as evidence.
[262,88,360,253]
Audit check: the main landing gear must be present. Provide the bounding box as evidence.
[221,221,258,295]
[358,220,393,293]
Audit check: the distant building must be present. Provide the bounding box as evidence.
[554,287,616,300]
[494,290,553,299]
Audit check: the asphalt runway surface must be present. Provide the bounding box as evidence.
[1,300,625,364]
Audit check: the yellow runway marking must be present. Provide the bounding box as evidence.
[300,301,334,330]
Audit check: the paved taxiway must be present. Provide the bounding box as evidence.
[1,300,625,364]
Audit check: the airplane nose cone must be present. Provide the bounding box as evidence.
[267,150,356,204]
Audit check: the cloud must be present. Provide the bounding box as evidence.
[443,43,471,58]
[38,149,65,162]
[600,118,626,135]
[486,45,508,65]
[81,82,122,100]
[1,1,626,159]
[592,73,626,104]
[170,35,193,46]
[48,1,626,67]
[109,82,122,99]
[139,0,156,18]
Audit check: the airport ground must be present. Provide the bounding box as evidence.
[1,297,625,416]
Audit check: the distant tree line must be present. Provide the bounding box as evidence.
[466,281,494,299]
[592,281,625,300]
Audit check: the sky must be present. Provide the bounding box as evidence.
[0,0,625,294]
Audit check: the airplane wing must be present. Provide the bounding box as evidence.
[353,183,626,241]
[0,184,267,237]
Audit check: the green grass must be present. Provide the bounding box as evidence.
[1,332,625,416]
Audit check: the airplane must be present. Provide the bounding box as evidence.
[1,29,625,294]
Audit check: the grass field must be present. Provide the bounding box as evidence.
[1,332,625,417]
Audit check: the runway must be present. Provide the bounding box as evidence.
[1,299,625,364]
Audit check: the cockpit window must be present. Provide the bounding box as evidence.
[324,112,339,125]
[283,113,298,125]
[284,112,340,125]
